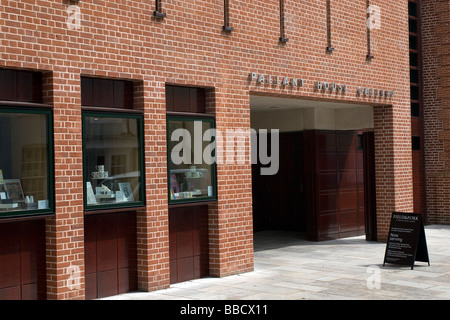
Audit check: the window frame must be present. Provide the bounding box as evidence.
[82,111,146,212]
[166,115,217,205]
[0,105,54,219]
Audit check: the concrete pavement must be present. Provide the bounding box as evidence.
[102,224,450,300]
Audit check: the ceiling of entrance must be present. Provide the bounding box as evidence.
[250,95,369,112]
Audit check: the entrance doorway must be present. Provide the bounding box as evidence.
[250,95,376,241]
[252,131,305,232]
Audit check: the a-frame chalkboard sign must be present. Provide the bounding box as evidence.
[383,212,430,270]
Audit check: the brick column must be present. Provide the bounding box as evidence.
[45,71,85,300]
[374,103,414,241]
[135,79,171,291]
[208,87,254,277]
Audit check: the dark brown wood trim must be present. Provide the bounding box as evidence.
[81,106,143,114]
[166,111,215,118]
[0,213,54,224]
[0,100,52,109]
[169,200,217,209]
[84,206,143,216]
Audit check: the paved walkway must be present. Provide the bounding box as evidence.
[103,224,450,300]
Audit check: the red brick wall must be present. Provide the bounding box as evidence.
[0,0,412,298]
[422,0,450,224]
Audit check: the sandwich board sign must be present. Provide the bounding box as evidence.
[383,212,430,270]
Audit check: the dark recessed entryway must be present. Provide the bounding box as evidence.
[250,95,377,241]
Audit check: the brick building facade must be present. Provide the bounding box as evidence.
[0,0,444,300]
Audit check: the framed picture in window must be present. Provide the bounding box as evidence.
[4,179,25,202]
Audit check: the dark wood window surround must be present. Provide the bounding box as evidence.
[81,77,140,299]
[166,84,215,284]
[0,69,48,300]
[81,76,144,215]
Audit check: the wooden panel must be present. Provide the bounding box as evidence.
[85,273,97,300]
[169,205,209,284]
[339,170,357,190]
[176,209,194,259]
[318,153,337,170]
[177,257,195,283]
[338,153,356,170]
[167,85,206,113]
[84,215,97,275]
[318,213,338,237]
[339,191,358,211]
[318,192,337,213]
[0,220,46,300]
[317,130,337,151]
[84,212,137,299]
[20,220,45,285]
[117,212,136,269]
[339,211,359,233]
[165,85,174,111]
[17,71,34,102]
[0,69,42,103]
[97,269,118,298]
[318,172,338,190]
[118,268,130,294]
[0,69,17,101]
[93,78,114,108]
[81,77,94,107]
[190,87,206,113]
[173,86,191,112]
[0,286,21,300]
[113,81,125,109]
[82,77,133,109]
[0,222,21,288]
[96,214,118,272]
[337,131,356,151]
[21,283,38,300]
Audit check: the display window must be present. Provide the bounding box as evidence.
[167,116,217,204]
[82,112,145,210]
[0,107,54,218]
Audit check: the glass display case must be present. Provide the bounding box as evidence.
[167,116,217,203]
[0,107,53,217]
[83,112,144,210]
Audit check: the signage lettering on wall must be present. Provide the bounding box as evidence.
[251,72,304,87]
[315,81,348,93]
[249,72,395,99]
[357,87,395,98]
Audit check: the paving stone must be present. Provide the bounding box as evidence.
[102,225,450,300]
